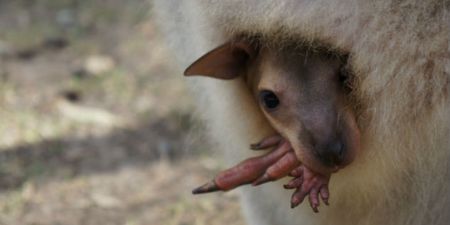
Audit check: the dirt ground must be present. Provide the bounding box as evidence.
[0,0,245,224]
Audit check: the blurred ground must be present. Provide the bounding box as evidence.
[0,0,244,224]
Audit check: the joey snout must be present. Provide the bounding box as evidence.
[296,106,359,172]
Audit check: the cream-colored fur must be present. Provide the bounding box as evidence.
[153,0,450,224]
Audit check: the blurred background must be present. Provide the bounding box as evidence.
[0,0,244,224]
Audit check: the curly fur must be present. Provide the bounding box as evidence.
[153,0,450,224]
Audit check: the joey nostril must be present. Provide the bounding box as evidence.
[317,139,346,167]
[331,141,344,158]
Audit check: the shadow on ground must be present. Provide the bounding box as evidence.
[0,115,245,225]
[0,115,191,191]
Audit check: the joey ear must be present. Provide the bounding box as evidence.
[184,41,257,80]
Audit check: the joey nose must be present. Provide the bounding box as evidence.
[317,139,346,167]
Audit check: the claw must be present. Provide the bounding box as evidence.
[284,176,303,189]
[250,134,282,150]
[252,173,272,186]
[290,187,308,208]
[309,188,320,212]
[289,166,304,177]
[319,185,329,205]
[253,152,300,186]
[192,180,220,194]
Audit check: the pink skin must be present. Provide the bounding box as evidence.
[192,139,291,193]
[193,134,331,212]
[285,165,330,212]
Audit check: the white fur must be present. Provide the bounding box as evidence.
[153,0,450,224]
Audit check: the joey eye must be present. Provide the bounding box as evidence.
[259,90,280,110]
